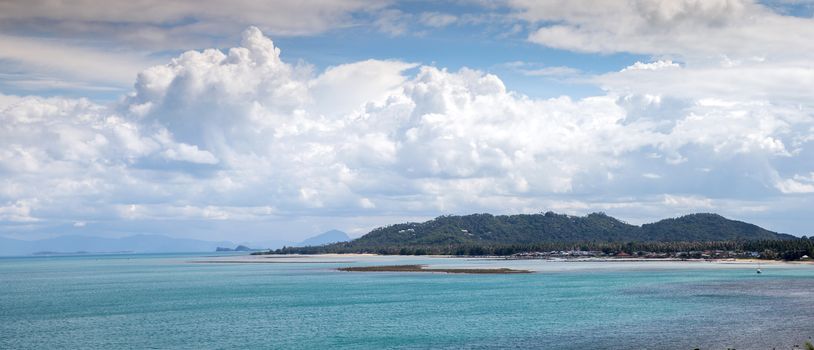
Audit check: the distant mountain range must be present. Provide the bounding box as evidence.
[299,229,351,246]
[0,234,234,256]
[0,229,352,256]
[271,212,796,254]
[235,229,351,251]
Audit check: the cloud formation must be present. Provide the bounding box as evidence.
[2,23,813,240]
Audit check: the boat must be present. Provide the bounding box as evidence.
[756,262,762,274]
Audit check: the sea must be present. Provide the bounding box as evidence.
[1,253,813,349]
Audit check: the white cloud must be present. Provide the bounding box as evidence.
[775,173,814,194]
[0,94,24,110]
[0,91,235,233]
[0,34,158,87]
[420,12,458,28]
[309,60,418,116]
[598,59,814,105]
[514,0,814,59]
[162,142,219,165]
[663,194,714,209]
[621,60,681,72]
[510,63,582,78]
[661,103,793,157]
[0,200,39,222]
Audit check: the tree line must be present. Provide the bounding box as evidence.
[258,237,814,260]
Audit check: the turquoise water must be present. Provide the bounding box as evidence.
[1,254,813,349]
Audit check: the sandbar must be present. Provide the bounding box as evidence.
[337,264,532,274]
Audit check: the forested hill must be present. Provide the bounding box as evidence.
[639,213,794,241]
[275,212,795,254]
[345,212,792,247]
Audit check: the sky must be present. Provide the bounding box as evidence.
[1,0,814,242]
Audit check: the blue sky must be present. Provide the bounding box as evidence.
[1,0,814,242]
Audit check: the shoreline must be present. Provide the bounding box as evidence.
[233,253,811,264]
[188,253,813,268]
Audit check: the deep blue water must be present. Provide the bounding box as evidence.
[1,254,813,349]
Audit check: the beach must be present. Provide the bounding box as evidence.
[189,252,810,270]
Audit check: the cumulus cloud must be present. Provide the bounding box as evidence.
[2,26,813,240]
[124,28,632,207]
[309,59,418,116]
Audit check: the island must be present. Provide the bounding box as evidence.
[255,212,814,261]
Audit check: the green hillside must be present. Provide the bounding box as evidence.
[264,212,804,256]
[641,213,789,241]
[350,212,791,247]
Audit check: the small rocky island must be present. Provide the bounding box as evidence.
[215,245,253,252]
[338,264,531,274]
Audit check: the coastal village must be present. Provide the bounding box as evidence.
[510,250,812,261]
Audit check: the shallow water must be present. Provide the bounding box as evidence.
[1,253,812,349]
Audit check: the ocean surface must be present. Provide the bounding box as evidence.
[1,253,813,349]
